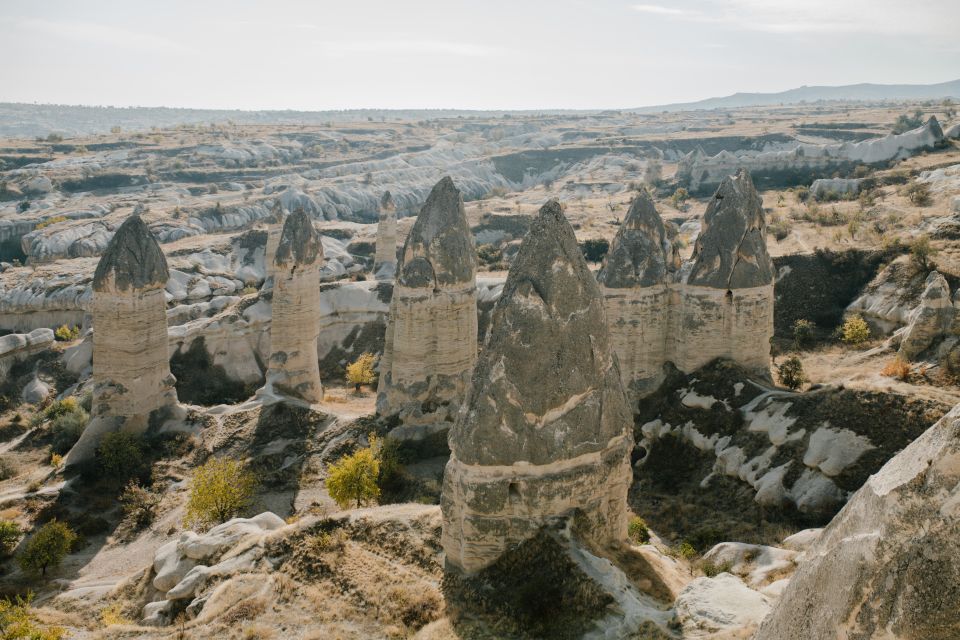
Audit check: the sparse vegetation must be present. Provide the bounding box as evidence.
[841,315,871,345]
[700,559,734,577]
[53,324,80,341]
[792,319,816,350]
[326,434,384,509]
[904,181,931,207]
[100,602,132,627]
[882,358,911,381]
[0,520,21,556]
[34,215,68,230]
[120,481,161,530]
[17,520,77,577]
[627,516,650,544]
[0,594,65,639]
[909,234,937,272]
[345,352,377,393]
[96,431,145,480]
[777,356,806,390]
[643,159,662,186]
[670,187,689,210]
[185,457,257,529]
[891,110,924,134]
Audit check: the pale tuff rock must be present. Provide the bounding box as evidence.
[898,270,955,360]
[374,191,398,281]
[442,199,632,574]
[377,177,478,440]
[262,201,285,286]
[68,214,179,464]
[810,177,861,199]
[599,171,774,402]
[755,405,960,640]
[261,209,324,404]
[0,327,54,378]
[674,573,772,637]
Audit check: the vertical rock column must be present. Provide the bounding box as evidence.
[374,191,398,281]
[442,199,633,574]
[68,213,179,463]
[263,201,286,287]
[673,169,774,374]
[598,189,673,403]
[377,177,478,440]
[262,209,325,404]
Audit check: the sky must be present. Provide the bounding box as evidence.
[1,0,958,111]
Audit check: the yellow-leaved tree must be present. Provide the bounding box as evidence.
[326,434,382,509]
[345,352,377,393]
[184,458,257,529]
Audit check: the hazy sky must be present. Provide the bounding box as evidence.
[2,0,958,110]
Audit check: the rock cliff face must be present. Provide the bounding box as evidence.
[377,177,478,440]
[68,214,179,463]
[754,404,960,640]
[442,199,632,574]
[898,270,955,360]
[374,191,397,281]
[599,171,774,403]
[261,209,325,404]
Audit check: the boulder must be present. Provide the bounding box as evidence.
[21,375,50,404]
[674,573,772,636]
[755,404,960,640]
[442,199,632,574]
[898,270,955,360]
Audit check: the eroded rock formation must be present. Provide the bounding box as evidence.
[442,199,632,574]
[377,176,477,440]
[68,214,179,463]
[262,201,285,287]
[261,209,324,404]
[754,404,960,639]
[599,171,774,403]
[374,191,397,281]
[898,270,955,360]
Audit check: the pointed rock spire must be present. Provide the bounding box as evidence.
[374,190,398,280]
[687,169,774,289]
[598,189,670,288]
[274,208,322,268]
[93,213,169,292]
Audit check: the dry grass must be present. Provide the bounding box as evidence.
[221,596,268,625]
[882,358,911,381]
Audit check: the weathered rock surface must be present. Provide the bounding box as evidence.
[377,177,478,439]
[0,327,54,377]
[898,270,955,359]
[674,573,772,637]
[374,191,397,281]
[442,199,632,574]
[810,177,861,199]
[261,209,324,404]
[598,189,670,289]
[754,404,960,640]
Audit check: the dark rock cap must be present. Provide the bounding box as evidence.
[380,191,396,213]
[93,214,169,292]
[398,176,476,288]
[687,169,774,289]
[597,189,669,288]
[449,199,630,466]
[266,200,285,224]
[274,208,323,267]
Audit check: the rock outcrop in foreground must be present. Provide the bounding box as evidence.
[377,176,478,440]
[374,190,397,280]
[68,214,179,463]
[442,199,632,574]
[755,404,960,639]
[599,171,774,403]
[261,209,324,404]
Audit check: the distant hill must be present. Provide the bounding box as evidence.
[633,79,960,113]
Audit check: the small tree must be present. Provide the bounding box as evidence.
[841,315,871,345]
[97,431,145,480]
[792,319,816,350]
[777,356,806,390]
[17,520,77,577]
[628,516,650,544]
[345,353,377,393]
[184,458,257,529]
[0,594,65,640]
[0,520,21,556]
[120,482,161,530]
[909,235,937,272]
[904,182,931,207]
[326,435,381,509]
[670,187,690,210]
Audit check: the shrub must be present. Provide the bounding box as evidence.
[794,186,810,203]
[49,406,88,455]
[670,187,689,209]
[34,215,68,230]
[17,520,77,577]
[477,243,504,267]
[579,239,609,263]
[0,594,65,639]
[96,431,145,480]
[792,319,816,350]
[185,458,257,529]
[643,159,662,186]
[904,181,931,207]
[909,235,937,272]
[675,541,697,560]
[345,353,376,393]
[120,482,161,530]
[326,435,381,509]
[841,315,871,345]
[892,110,924,134]
[777,356,806,390]
[627,516,650,544]
[882,358,911,381]
[31,397,80,428]
[0,520,21,555]
[100,602,131,626]
[0,456,17,481]
[53,325,80,342]
[700,560,734,578]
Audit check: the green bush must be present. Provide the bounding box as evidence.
[792,319,816,350]
[96,431,145,480]
[627,516,650,544]
[700,560,733,577]
[49,407,88,455]
[185,458,257,529]
[841,315,870,345]
[0,520,21,556]
[675,541,697,560]
[120,482,161,530]
[777,356,806,390]
[17,520,77,577]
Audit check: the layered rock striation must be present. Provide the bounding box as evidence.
[261,209,324,404]
[754,403,960,639]
[377,177,478,439]
[373,191,398,280]
[442,199,633,574]
[599,170,774,403]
